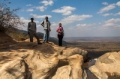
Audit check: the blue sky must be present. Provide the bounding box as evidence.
[4,0,120,37]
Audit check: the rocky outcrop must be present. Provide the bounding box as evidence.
[0,58,26,79]
[52,55,83,79]
[89,52,120,79]
[0,42,88,79]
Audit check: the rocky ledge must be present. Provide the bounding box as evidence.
[0,42,88,79]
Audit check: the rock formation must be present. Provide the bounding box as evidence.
[89,52,120,79]
[0,41,88,79]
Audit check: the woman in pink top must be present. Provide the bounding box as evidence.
[56,23,64,46]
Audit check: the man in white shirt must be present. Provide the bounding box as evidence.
[41,16,51,43]
[28,18,41,44]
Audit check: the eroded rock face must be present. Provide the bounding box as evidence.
[0,42,87,79]
[51,55,84,79]
[0,58,26,79]
[89,52,120,79]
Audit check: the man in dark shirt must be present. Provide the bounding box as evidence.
[28,18,41,44]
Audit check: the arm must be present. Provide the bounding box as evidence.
[49,22,51,31]
[41,21,44,27]
[35,23,36,31]
[56,27,59,33]
[62,27,64,32]
[28,22,30,34]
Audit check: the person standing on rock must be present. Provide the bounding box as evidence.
[41,16,51,43]
[28,18,42,44]
[56,23,64,46]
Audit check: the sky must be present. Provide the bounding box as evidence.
[2,0,120,37]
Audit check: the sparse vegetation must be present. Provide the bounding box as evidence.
[0,0,23,32]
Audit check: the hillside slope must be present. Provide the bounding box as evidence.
[0,32,16,49]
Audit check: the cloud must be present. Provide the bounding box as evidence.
[64,23,98,37]
[36,6,46,12]
[101,12,120,16]
[116,1,120,6]
[64,20,120,37]
[60,14,92,25]
[105,18,120,23]
[98,4,116,14]
[102,2,108,5]
[76,23,96,27]
[115,12,120,16]
[41,0,54,6]
[51,22,58,27]
[102,13,113,16]
[30,14,52,19]
[52,6,76,15]
[27,8,34,12]
[26,4,32,6]
[36,0,54,12]
[104,18,120,27]
[19,17,31,30]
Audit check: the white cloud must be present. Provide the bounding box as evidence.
[64,20,120,37]
[76,23,96,27]
[51,22,58,27]
[101,12,120,16]
[115,12,120,16]
[102,13,113,16]
[52,6,76,15]
[27,8,34,12]
[98,4,116,14]
[36,6,46,12]
[102,2,108,5]
[36,0,54,12]
[104,18,120,27]
[116,1,120,6]
[64,24,98,37]
[30,14,52,19]
[20,17,30,23]
[105,18,120,23]
[60,14,92,25]
[26,4,32,6]
[19,17,31,30]
[41,0,54,6]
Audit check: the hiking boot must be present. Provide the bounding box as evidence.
[38,42,42,44]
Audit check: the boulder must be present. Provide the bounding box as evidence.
[56,47,88,61]
[52,54,83,79]
[89,52,120,79]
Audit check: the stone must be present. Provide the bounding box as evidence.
[89,52,120,79]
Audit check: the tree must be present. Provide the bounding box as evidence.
[0,0,23,32]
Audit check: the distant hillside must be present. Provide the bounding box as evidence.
[64,37,120,43]
[6,27,67,45]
